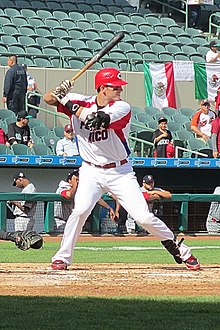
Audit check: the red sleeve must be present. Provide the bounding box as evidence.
[109,111,131,130]
[142,192,150,200]
[215,94,220,110]
[60,190,69,198]
[211,118,220,134]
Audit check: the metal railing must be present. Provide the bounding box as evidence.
[208,12,220,40]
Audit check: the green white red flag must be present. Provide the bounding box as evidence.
[144,62,176,110]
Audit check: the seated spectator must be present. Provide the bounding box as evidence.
[188,4,201,30]
[206,41,220,63]
[56,124,79,156]
[0,127,10,146]
[7,110,33,147]
[22,64,41,119]
[152,117,174,158]
[191,99,216,143]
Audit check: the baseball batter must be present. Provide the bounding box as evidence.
[44,68,200,271]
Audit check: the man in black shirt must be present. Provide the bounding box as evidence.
[2,55,28,115]
[8,110,33,147]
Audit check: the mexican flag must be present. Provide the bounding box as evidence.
[144,62,176,110]
[194,63,220,101]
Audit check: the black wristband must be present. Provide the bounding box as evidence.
[65,101,80,115]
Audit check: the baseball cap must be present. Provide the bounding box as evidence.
[201,99,210,106]
[17,110,32,119]
[210,40,220,48]
[158,116,167,124]
[143,175,154,184]
[64,124,73,132]
[95,68,128,90]
[67,169,79,181]
[13,172,26,186]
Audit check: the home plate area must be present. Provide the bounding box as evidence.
[0,263,220,297]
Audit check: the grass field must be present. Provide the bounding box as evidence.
[0,238,220,264]
[0,237,220,330]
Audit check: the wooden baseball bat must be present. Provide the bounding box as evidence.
[70,32,125,83]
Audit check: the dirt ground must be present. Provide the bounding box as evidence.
[0,235,220,297]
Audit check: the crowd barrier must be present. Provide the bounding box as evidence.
[0,193,219,234]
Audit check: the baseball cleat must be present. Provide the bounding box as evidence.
[184,255,200,270]
[51,260,68,270]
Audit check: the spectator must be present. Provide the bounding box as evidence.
[54,169,118,232]
[152,116,174,158]
[0,127,10,146]
[22,64,41,119]
[126,174,172,233]
[206,186,220,234]
[7,110,33,147]
[56,124,79,156]
[191,99,216,143]
[215,86,220,111]
[211,108,220,158]
[188,5,201,30]
[9,172,37,231]
[2,55,27,115]
[206,41,220,63]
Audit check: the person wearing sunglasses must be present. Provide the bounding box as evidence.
[56,124,79,156]
[191,99,216,143]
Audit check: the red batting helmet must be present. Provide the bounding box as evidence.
[95,68,128,90]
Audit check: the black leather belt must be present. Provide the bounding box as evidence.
[85,159,128,169]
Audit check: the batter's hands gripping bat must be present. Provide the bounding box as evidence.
[70,32,125,84]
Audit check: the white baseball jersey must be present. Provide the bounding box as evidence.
[57,93,131,165]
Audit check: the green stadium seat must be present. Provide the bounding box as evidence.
[146,16,161,25]
[101,60,119,69]
[181,45,198,54]
[60,19,76,30]
[1,35,17,45]
[69,11,84,21]
[174,53,190,61]
[160,17,177,26]
[158,53,174,61]
[146,120,158,130]
[110,49,127,60]
[32,126,54,137]
[36,9,53,18]
[153,113,171,121]
[0,109,16,121]
[190,54,205,62]
[177,36,194,45]
[169,26,185,35]
[179,107,195,118]
[20,9,37,18]
[192,36,208,46]
[0,56,9,66]
[86,40,102,51]
[32,1,48,9]
[197,46,209,56]
[167,122,184,132]
[52,127,64,138]
[134,42,150,53]
[175,130,193,141]
[42,136,60,153]
[115,12,131,24]
[185,28,203,37]
[99,12,116,22]
[130,13,146,24]
[69,39,87,49]
[31,144,54,155]
[11,144,32,155]
[18,36,36,47]
[76,20,93,30]
[172,114,189,125]
[4,8,20,16]
[47,1,63,10]
[77,2,93,12]
[53,10,69,20]
[11,17,28,27]
[84,12,100,21]
[188,137,208,152]
[147,34,163,43]
[33,57,52,67]
[136,112,152,123]
[26,46,43,55]
[0,144,13,155]
[162,107,177,116]
[52,38,69,49]
[44,18,61,28]
[154,25,170,35]
[28,118,46,129]
[36,37,53,47]
[150,43,166,53]
[59,48,77,57]
[165,44,182,54]
[143,52,159,61]
[92,21,108,31]
[18,27,38,39]
[15,0,32,9]
[52,27,71,40]
[145,106,161,115]
[69,28,87,40]
[68,59,85,69]
[42,46,60,56]
[8,45,25,54]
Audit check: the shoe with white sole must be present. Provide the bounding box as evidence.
[51,260,68,270]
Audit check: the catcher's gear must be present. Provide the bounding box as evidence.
[52,79,73,100]
[13,230,43,251]
[84,111,110,130]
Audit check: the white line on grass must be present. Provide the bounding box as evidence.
[75,246,220,251]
